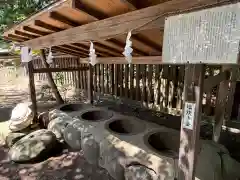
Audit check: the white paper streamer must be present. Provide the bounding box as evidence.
[21,47,32,62]
[89,41,97,66]
[123,31,133,64]
[47,47,53,64]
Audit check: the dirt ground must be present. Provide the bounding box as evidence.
[0,68,113,180]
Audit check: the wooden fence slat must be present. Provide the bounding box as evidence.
[98,64,101,93]
[141,65,147,106]
[136,64,140,101]
[81,64,84,90]
[101,64,105,94]
[106,64,109,94]
[84,64,88,91]
[111,64,114,95]
[148,64,153,108]
[114,64,118,96]
[163,65,169,112]
[119,64,123,97]
[94,65,97,94]
[125,64,129,98]
[130,64,134,100]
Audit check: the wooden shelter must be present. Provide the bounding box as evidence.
[3,0,240,179]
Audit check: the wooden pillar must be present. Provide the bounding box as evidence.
[39,50,64,104]
[27,61,37,122]
[213,65,236,142]
[224,66,238,121]
[88,64,93,104]
[178,64,205,180]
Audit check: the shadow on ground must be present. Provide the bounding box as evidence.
[0,145,113,180]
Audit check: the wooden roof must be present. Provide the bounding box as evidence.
[3,0,235,63]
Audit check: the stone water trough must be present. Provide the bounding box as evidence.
[60,105,240,180]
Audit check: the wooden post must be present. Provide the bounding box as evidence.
[88,64,93,104]
[178,64,205,180]
[224,66,238,121]
[27,61,37,122]
[39,49,64,104]
[213,65,234,142]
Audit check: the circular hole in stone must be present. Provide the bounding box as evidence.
[60,104,84,112]
[108,119,145,135]
[147,132,179,156]
[81,110,113,121]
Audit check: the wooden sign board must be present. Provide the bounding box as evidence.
[162,3,240,64]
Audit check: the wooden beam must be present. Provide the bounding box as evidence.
[60,45,89,56]
[8,34,29,41]
[72,0,107,20]
[33,66,89,73]
[48,12,114,57]
[27,61,37,122]
[132,34,162,53]
[34,20,64,32]
[121,0,137,10]
[73,1,154,56]
[49,11,80,27]
[23,0,231,49]
[52,46,83,57]
[23,26,49,36]
[14,30,40,39]
[178,64,205,180]
[203,70,230,93]
[80,56,162,64]
[3,36,23,42]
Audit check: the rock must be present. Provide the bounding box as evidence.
[9,103,33,132]
[6,132,26,147]
[99,140,125,180]
[9,129,57,163]
[124,165,157,180]
[48,116,73,140]
[63,119,84,150]
[196,140,230,180]
[38,111,50,128]
[49,109,69,120]
[81,127,100,165]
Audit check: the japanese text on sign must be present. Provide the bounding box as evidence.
[183,102,196,130]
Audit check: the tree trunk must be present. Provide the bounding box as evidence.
[39,49,64,104]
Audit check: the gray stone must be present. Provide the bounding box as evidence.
[38,111,50,128]
[124,165,157,180]
[63,119,84,150]
[48,116,73,140]
[9,129,57,163]
[99,140,125,180]
[6,132,26,147]
[81,127,100,165]
[48,109,69,120]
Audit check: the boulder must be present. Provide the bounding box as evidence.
[6,132,26,147]
[47,116,73,140]
[9,129,57,163]
[196,140,239,180]
[124,165,157,180]
[63,119,84,150]
[48,109,69,120]
[9,103,33,132]
[99,140,125,180]
[81,127,100,165]
[38,111,50,128]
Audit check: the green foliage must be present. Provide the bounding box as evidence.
[0,0,55,48]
